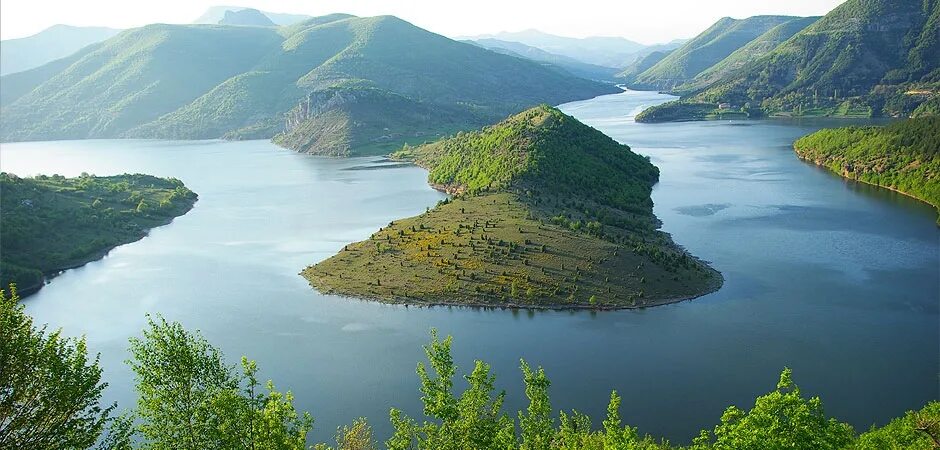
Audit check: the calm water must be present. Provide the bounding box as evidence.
[1,90,937,443]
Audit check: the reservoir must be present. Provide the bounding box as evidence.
[2,89,936,443]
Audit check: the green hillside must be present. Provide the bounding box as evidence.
[0,173,197,295]
[639,0,939,122]
[629,15,798,91]
[0,15,617,156]
[303,106,721,308]
[793,116,940,221]
[615,49,673,82]
[676,16,819,93]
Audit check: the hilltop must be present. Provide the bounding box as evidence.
[217,8,276,26]
[192,5,312,26]
[0,15,617,156]
[302,106,721,309]
[637,0,939,122]
[0,173,197,296]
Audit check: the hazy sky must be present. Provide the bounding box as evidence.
[1,0,846,44]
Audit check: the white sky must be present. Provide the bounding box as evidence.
[0,0,847,44]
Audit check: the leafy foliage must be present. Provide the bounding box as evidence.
[0,285,112,449]
[793,116,940,220]
[127,315,312,449]
[4,307,940,449]
[692,368,854,449]
[0,173,197,295]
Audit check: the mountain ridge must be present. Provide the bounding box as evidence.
[0,15,617,156]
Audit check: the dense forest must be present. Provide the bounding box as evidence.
[304,106,721,308]
[0,173,197,294]
[2,284,937,449]
[793,116,940,221]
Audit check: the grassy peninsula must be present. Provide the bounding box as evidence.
[794,116,940,221]
[0,173,197,295]
[303,105,721,309]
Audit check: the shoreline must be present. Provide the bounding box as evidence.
[305,268,724,312]
[793,150,940,224]
[18,200,197,298]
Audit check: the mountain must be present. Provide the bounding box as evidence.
[193,5,311,26]
[794,116,940,221]
[466,38,620,80]
[0,173,197,296]
[0,15,618,155]
[638,0,940,122]
[629,15,800,90]
[461,29,646,68]
[675,16,819,93]
[0,25,121,76]
[303,105,721,308]
[217,8,276,26]
[616,50,674,82]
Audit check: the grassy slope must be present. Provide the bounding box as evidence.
[630,16,798,91]
[303,106,721,308]
[0,173,197,295]
[638,0,939,122]
[793,116,940,220]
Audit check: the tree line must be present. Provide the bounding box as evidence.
[1,284,937,449]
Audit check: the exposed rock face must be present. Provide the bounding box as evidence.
[283,89,362,132]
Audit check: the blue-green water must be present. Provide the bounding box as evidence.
[1,89,936,443]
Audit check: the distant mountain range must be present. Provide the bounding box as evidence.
[634,0,939,122]
[460,29,685,68]
[0,14,617,156]
[465,38,620,81]
[216,8,276,27]
[0,25,121,76]
[192,5,312,26]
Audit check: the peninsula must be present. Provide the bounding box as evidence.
[302,105,721,309]
[793,116,939,222]
[0,173,197,295]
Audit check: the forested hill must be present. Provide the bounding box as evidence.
[0,173,197,295]
[794,116,940,221]
[637,0,939,122]
[0,15,617,156]
[303,106,721,309]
